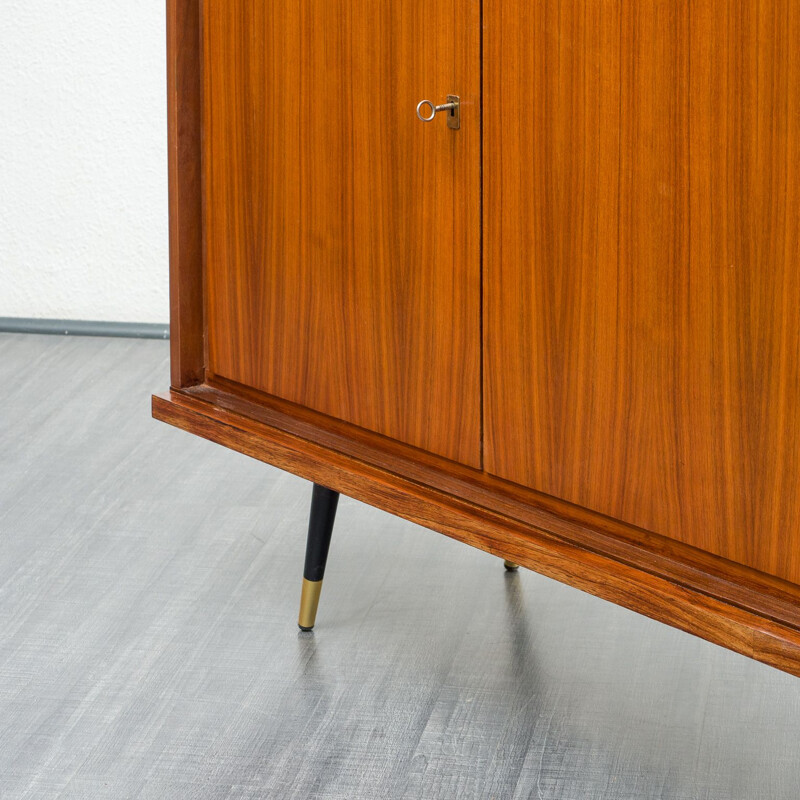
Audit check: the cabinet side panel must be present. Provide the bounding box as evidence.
[484,0,800,583]
[167,0,204,387]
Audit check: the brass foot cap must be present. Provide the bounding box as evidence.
[503,560,520,571]
[298,578,323,630]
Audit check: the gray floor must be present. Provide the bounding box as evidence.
[1,333,799,800]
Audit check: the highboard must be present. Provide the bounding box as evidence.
[153,0,800,676]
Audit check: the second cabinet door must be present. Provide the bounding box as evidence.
[203,0,482,467]
[483,0,800,584]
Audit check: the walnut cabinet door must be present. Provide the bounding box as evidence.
[484,0,800,584]
[202,0,481,467]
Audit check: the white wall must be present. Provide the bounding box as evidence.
[0,2,169,323]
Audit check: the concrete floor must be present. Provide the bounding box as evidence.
[1,332,799,799]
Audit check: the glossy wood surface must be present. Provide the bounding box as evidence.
[202,0,481,466]
[484,0,800,582]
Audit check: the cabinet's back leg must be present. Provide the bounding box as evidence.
[298,484,340,631]
[503,560,519,571]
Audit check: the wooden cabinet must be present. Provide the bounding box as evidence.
[154,0,800,677]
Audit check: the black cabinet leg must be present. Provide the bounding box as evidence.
[298,484,340,631]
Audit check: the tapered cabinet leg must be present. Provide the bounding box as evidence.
[298,484,340,631]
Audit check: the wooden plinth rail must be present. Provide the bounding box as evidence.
[153,385,800,678]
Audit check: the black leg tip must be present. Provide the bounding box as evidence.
[298,624,315,632]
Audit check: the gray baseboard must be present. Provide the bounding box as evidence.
[0,318,169,340]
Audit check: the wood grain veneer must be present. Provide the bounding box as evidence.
[202,0,481,466]
[484,0,800,583]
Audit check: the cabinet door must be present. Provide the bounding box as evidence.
[203,0,481,467]
[484,0,800,582]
